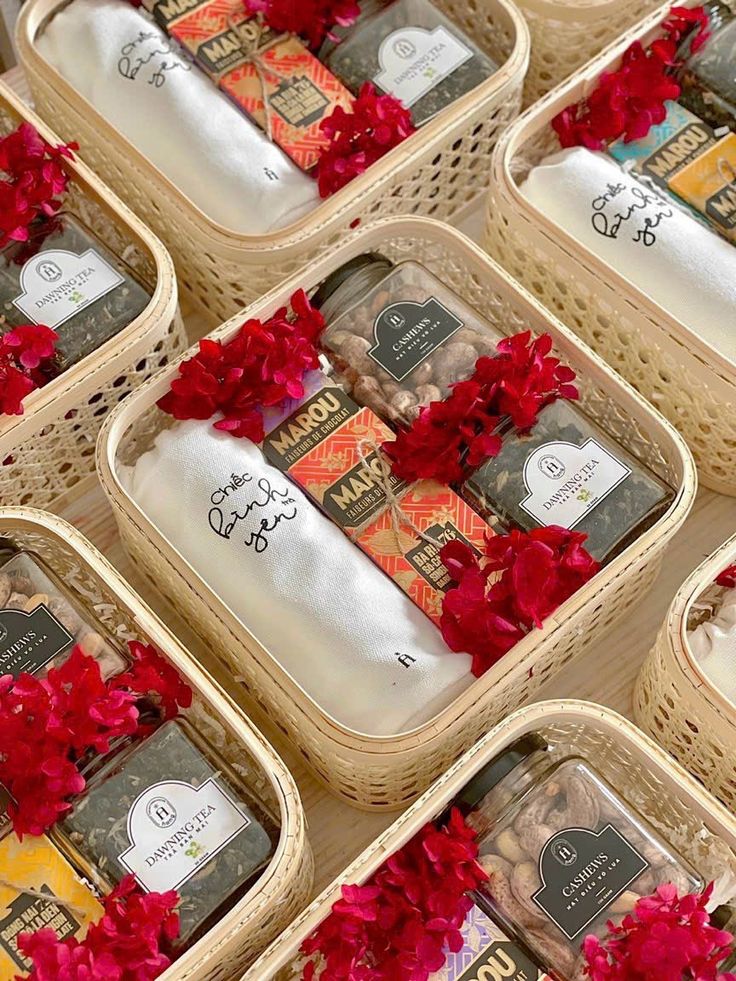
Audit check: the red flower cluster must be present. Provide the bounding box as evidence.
[158,290,324,443]
[583,883,736,981]
[440,527,600,677]
[316,83,416,198]
[300,808,487,980]
[383,332,578,485]
[0,122,76,248]
[716,565,736,589]
[18,875,180,981]
[0,641,192,836]
[552,5,709,150]
[0,324,58,416]
[242,0,360,49]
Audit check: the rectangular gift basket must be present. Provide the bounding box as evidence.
[0,80,185,511]
[17,0,528,322]
[244,699,736,981]
[483,0,736,496]
[0,506,313,981]
[636,533,736,812]
[96,215,696,811]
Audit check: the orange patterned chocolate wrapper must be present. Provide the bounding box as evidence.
[220,36,353,171]
[669,133,736,241]
[167,0,266,78]
[356,481,488,625]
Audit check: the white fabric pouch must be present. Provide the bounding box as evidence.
[38,0,319,233]
[688,587,736,704]
[121,421,473,736]
[521,147,736,365]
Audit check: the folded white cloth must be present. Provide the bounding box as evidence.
[521,148,736,365]
[689,588,736,704]
[121,421,473,736]
[38,0,319,233]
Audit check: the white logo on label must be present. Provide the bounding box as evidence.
[374,25,473,108]
[13,248,124,330]
[520,438,632,530]
[119,779,250,894]
[551,839,578,866]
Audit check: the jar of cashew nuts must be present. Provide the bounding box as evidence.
[452,735,703,981]
[0,548,128,680]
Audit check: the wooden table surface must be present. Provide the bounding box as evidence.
[5,61,736,907]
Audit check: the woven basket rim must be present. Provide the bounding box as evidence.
[0,79,178,446]
[518,0,647,22]
[490,0,736,383]
[0,505,310,981]
[16,0,529,253]
[96,214,698,757]
[244,697,736,980]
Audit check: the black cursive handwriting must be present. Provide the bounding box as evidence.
[117,31,191,86]
[591,183,674,247]
[208,476,298,553]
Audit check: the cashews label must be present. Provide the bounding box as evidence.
[369,297,464,382]
[374,26,473,108]
[533,825,649,940]
[119,779,251,893]
[520,439,632,530]
[13,248,124,330]
[0,605,74,677]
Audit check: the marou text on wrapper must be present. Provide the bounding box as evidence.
[262,383,490,624]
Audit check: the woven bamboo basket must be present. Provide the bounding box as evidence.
[483,0,736,496]
[97,216,696,811]
[518,0,662,105]
[245,699,736,981]
[0,507,313,981]
[17,0,528,322]
[0,80,185,512]
[635,534,736,811]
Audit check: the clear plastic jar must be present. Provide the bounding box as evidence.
[0,214,151,376]
[320,0,496,125]
[314,254,502,427]
[678,1,736,132]
[461,400,674,564]
[453,735,703,980]
[57,720,279,949]
[0,549,128,679]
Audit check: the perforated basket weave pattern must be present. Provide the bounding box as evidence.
[97,217,696,811]
[483,1,736,495]
[18,0,528,322]
[0,508,313,981]
[635,534,736,810]
[0,81,186,511]
[245,700,736,981]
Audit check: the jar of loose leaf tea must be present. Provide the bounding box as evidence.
[313,253,502,426]
[0,548,128,679]
[678,1,736,132]
[450,735,703,980]
[56,720,279,949]
[461,399,674,564]
[319,0,497,126]
[0,214,151,377]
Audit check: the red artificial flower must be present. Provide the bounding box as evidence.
[0,324,58,417]
[114,640,194,722]
[552,5,708,150]
[316,83,416,198]
[158,289,325,443]
[243,0,360,49]
[716,565,736,589]
[383,331,577,485]
[300,808,487,980]
[583,882,736,981]
[0,362,36,416]
[18,875,180,981]
[439,527,600,677]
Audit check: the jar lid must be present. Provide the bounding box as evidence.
[449,733,548,815]
[311,252,393,318]
[677,0,732,63]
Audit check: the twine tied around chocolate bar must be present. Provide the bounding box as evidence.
[0,880,93,918]
[228,16,292,144]
[357,439,442,555]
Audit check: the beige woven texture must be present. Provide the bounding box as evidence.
[96,216,696,811]
[18,0,528,322]
[635,534,736,811]
[0,508,313,981]
[483,1,736,496]
[0,81,186,511]
[245,700,736,980]
[518,0,663,104]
